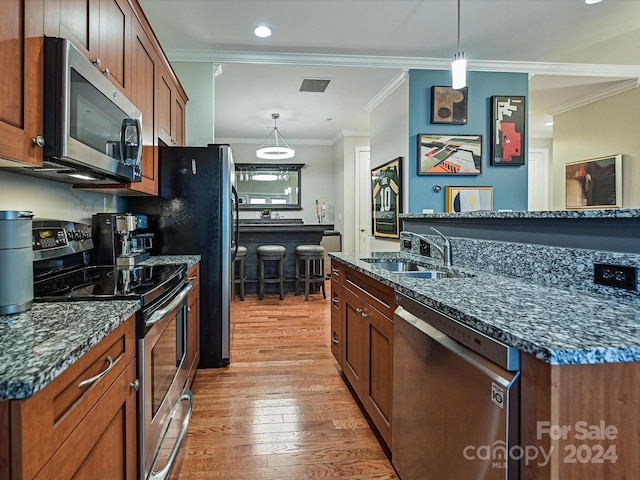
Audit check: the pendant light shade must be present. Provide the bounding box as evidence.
[451,0,467,89]
[256,113,295,160]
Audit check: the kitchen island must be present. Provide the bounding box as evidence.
[238,221,334,295]
[330,208,640,479]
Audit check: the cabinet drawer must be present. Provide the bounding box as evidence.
[187,262,200,287]
[10,317,135,479]
[331,259,343,283]
[344,267,396,318]
[34,360,138,480]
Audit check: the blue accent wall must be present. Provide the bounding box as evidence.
[408,69,529,213]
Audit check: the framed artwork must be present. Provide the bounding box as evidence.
[445,186,493,213]
[490,95,526,166]
[371,157,402,238]
[565,154,622,209]
[431,86,468,124]
[417,133,482,175]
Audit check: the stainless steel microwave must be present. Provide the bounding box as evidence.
[39,37,143,185]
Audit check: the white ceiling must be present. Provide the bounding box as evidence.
[139,0,640,143]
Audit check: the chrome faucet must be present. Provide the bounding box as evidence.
[402,228,453,268]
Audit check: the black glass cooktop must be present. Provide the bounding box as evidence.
[34,264,186,304]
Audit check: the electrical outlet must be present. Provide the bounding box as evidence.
[403,239,412,249]
[419,240,430,257]
[593,263,637,291]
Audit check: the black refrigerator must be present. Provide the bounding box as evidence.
[128,144,237,368]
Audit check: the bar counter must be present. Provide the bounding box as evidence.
[237,221,335,295]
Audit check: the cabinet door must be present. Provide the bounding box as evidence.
[97,0,130,93]
[56,0,99,60]
[172,95,185,146]
[343,288,366,398]
[127,16,158,194]
[0,0,44,167]
[157,63,173,146]
[186,263,201,386]
[364,308,393,447]
[34,361,138,480]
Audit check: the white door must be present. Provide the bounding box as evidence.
[528,148,550,211]
[355,147,371,256]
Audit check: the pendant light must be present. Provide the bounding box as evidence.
[256,113,295,160]
[451,0,467,89]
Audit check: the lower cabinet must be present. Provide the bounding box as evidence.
[331,259,395,449]
[186,262,201,386]
[1,316,137,479]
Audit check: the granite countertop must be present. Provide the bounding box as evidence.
[0,255,201,401]
[0,300,139,400]
[401,208,640,220]
[140,254,201,268]
[331,252,640,366]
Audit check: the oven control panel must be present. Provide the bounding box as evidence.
[33,227,68,250]
[32,220,93,259]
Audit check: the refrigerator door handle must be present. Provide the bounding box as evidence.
[231,185,239,261]
[191,159,197,174]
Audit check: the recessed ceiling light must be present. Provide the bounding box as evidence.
[253,25,272,38]
[585,0,602,4]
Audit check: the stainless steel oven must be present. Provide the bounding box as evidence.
[139,280,193,480]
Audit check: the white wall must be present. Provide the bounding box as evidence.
[228,142,335,225]
[552,87,640,209]
[369,77,409,252]
[0,171,124,222]
[173,62,216,146]
[333,135,370,253]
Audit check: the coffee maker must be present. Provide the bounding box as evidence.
[92,213,153,266]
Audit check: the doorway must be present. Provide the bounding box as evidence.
[528,148,550,210]
[354,146,371,256]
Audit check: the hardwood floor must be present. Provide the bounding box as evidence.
[168,282,399,479]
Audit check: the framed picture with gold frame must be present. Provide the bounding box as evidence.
[445,186,493,213]
[371,157,402,238]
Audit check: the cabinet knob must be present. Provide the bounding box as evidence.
[332,334,339,346]
[130,379,140,391]
[92,57,102,67]
[361,312,368,318]
[102,67,111,76]
[356,308,363,314]
[31,136,45,148]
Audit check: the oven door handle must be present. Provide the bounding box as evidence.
[145,282,193,328]
[148,389,194,480]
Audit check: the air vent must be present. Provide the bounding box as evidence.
[299,78,331,93]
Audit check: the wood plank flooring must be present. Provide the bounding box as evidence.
[168,282,399,479]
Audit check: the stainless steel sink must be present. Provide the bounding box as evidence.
[370,261,429,272]
[363,258,471,279]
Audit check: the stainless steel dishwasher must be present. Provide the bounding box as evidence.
[392,293,521,480]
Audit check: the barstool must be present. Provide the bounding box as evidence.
[295,245,326,301]
[257,245,286,300]
[232,245,247,301]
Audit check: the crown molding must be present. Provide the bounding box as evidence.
[547,77,640,116]
[331,130,371,144]
[364,70,409,112]
[167,48,640,78]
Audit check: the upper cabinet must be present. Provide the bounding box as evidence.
[48,0,132,95]
[0,0,45,168]
[158,62,187,147]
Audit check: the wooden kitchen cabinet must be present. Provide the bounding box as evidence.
[158,62,188,147]
[186,262,201,387]
[334,260,396,449]
[0,0,45,168]
[48,0,132,95]
[2,317,137,479]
